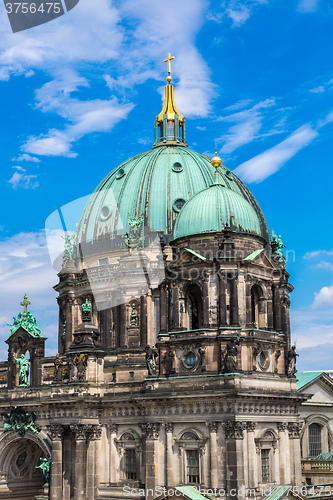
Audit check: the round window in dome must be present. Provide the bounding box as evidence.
[172,162,183,173]
[172,198,186,213]
[100,206,111,221]
[258,351,270,371]
[185,351,197,368]
[116,168,125,179]
[225,169,234,180]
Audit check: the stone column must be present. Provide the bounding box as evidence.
[165,423,174,487]
[245,280,252,327]
[63,428,72,500]
[273,287,282,332]
[219,273,227,327]
[171,285,181,331]
[70,424,88,500]
[140,294,148,346]
[229,274,239,327]
[203,275,210,328]
[207,422,219,489]
[49,425,64,500]
[109,424,118,485]
[288,423,302,486]
[65,296,76,351]
[277,423,289,484]
[105,306,113,350]
[118,303,127,347]
[159,283,168,335]
[266,286,274,330]
[139,423,160,491]
[246,422,257,489]
[222,421,246,499]
[86,426,102,499]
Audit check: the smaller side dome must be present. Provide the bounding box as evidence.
[173,183,265,240]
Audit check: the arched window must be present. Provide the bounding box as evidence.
[116,430,141,483]
[309,423,322,458]
[189,295,198,330]
[176,429,206,485]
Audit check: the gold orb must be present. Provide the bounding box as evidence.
[211,155,222,169]
[166,75,173,83]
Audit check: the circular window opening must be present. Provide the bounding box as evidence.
[173,198,186,213]
[172,162,183,173]
[185,351,197,368]
[225,169,234,180]
[116,168,125,179]
[259,351,270,371]
[100,206,111,221]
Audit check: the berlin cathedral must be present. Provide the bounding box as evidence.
[0,55,303,500]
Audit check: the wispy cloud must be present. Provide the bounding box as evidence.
[298,0,320,13]
[218,98,277,154]
[13,154,41,163]
[208,0,268,27]
[234,123,319,183]
[8,167,39,189]
[309,85,325,93]
[304,249,333,259]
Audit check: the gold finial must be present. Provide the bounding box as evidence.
[164,52,175,83]
[211,151,223,185]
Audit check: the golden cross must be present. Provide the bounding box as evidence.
[20,293,31,315]
[164,52,175,74]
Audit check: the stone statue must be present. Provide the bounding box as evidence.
[82,298,92,322]
[272,230,286,262]
[285,345,298,377]
[36,457,51,484]
[62,233,76,262]
[13,353,29,386]
[222,339,239,373]
[162,349,175,376]
[2,406,40,437]
[53,353,63,383]
[145,345,158,377]
[124,215,145,251]
[73,352,87,382]
[130,303,138,327]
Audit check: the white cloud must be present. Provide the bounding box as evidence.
[314,262,333,271]
[218,98,276,154]
[304,250,333,259]
[234,124,319,183]
[13,154,41,163]
[8,171,39,189]
[298,0,320,13]
[313,285,333,309]
[0,231,59,358]
[208,0,268,27]
[310,85,325,93]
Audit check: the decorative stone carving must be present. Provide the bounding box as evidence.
[73,352,88,382]
[285,345,298,377]
[162,349,175,375]
[48,424,64,441]
[145,345,158,377]
[108,424,118,434]
[222,421,246,439]
[139,422,160,439]
[165,423,174,433]
[207,422,219,433]
[87,425,102,440]
[2,407,41,437]
[288,422,302,438]
[277,422,288,432]
[246,421,256,432]
[221,339,239,373]
[275,349,281,373]
[70,424,89,440]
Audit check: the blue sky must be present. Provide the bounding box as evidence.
[0,0,332,370]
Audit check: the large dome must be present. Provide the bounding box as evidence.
[76,145,270,252]
[173,182,264,240]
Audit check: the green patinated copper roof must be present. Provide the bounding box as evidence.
[314,452,333,461]
[173,182,265,240]
[259,485,291,500]
[76,145,269,248]
[244,248,264,261]
[296,372,325,390]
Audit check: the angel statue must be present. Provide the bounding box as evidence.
[36,457,51,484]
[272,230,286,262]
[62,233,76,262]
[13,353,29,386]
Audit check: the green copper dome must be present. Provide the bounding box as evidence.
[173,182,265,241]
[76,145,269,252]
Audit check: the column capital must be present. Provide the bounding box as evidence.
[277,422,288,432]
[207,421,219,433]
[222,421,246,439]
[139,422,160,439]
[48,424,64,441]
[246,421,256,432]
[165,423,174,433]
[70,424,90,440]
[287,422,302,438]
[87,425,102,441]
[108,423,118,434]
